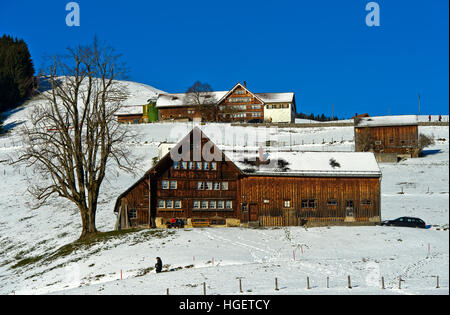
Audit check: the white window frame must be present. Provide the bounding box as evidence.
[157,200,166,208]
[162,180,169,190]
[174,200,182,208]
[166,200,174,208]
[221,182,229,190]
[169,181,177,189]
[225,201,233,209]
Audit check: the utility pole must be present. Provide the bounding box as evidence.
[332,103,334,120]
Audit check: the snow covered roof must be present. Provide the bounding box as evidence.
[156,91,228,108]
[156,91,295,108]
[114,105,143,116]
[225,150,381,177]
[255,92,294,103]
[355,115,419,127]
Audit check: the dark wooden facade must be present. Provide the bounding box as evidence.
[117,114,144,124]
[114,128,382,229]
[355,124,419,156]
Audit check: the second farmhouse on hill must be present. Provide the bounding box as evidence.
[114,127,382,230]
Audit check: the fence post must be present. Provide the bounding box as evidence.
[381,277,385,290]
[327,276,329,289]
[167,288,169,295]
[398,277,402,290]
[203,282,206,295]
[348,275,352,289]
[306,277,310,290]
[436,276,440,289]
[275,277,279,291]
[239,279,243,293]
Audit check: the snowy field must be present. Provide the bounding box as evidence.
[0,81,448,295]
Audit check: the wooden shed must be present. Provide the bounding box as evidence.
[354,115,419,161]
[114,127,382,229]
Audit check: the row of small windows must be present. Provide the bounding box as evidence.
[266,104,290,109]
[228,97,253,103]
[173,161,217,171]
[219,105,262,111]
[270,199,372,208]
[157,200,233,210]
[162,180,229,190]
[158,200,182,209]
[193,200,233,210]
[221,112,261,118]
[197,181,228,190]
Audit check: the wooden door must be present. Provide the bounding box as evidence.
[283,209,297,226]
[249,204,258,222]
[346,200,354,217]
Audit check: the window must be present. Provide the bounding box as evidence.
[169,181,177,189]
[162,180,169,189]
[389,137,394,144]
[301,199,316,208]
[225,201,233,209]
[157,200,165,208]
[173,162,180,170]
[251,105,261,109]
[242,203,248,211]
[361,199,372,206]
[217,201,225,209]
[203,162,209,170]
[201,201,208,209]
[211,162,217,170]
[263,199,270,204]
[284,200,291,208]
[193,200,200,209]
[209,201,216,209]
[188,162,195,170]
[166,200,174,208]
[181,162,188,169]
[234,89,245,95]
[221,182,229,190]
[205,182,213,190]
[197,182,205,190]
[213,182,221,190]
[251,112,260,117]
[174,200,182,208]
[375,140,382,145]
[129,209,137,219]
[196,162,202,170]
[267,105,273,109]
[229,97,252,103]
[327,199,338,206]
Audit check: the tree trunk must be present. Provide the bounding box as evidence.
[79,206,98,241]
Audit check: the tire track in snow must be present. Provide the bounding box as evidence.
[193,229,280,263]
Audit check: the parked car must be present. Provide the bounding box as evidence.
[380,217,426,228]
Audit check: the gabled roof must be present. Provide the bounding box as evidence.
[215,82,265,105]
[154,82,295,108]
[355,115,419,127]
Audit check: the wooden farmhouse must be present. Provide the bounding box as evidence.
[114,127,382,230]
[155,82,296,123]
[354,115,419,162]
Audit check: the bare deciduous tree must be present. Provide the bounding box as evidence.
[12,39,135,240]
[186,81,221,121]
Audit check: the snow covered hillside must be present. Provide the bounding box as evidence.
[0,86,448,295]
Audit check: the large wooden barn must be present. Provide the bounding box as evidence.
[354,115,419,162]
[155,82,296,124]
[114,128,382,230]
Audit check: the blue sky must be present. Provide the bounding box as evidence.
[1,0,448,118]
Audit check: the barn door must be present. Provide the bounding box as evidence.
[345,200,354,217]
[283,209,297,226]
[249,204,258,222]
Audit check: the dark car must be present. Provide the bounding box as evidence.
[380,217,426,228]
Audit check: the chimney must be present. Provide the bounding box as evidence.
[244,81,247,88]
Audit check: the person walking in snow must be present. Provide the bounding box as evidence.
[155,257,162,273]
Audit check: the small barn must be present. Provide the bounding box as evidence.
[114,127,382,230]
[115,105,144,124]
[354,115,419,162]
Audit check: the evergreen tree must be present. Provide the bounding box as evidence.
[0,34,35,113]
